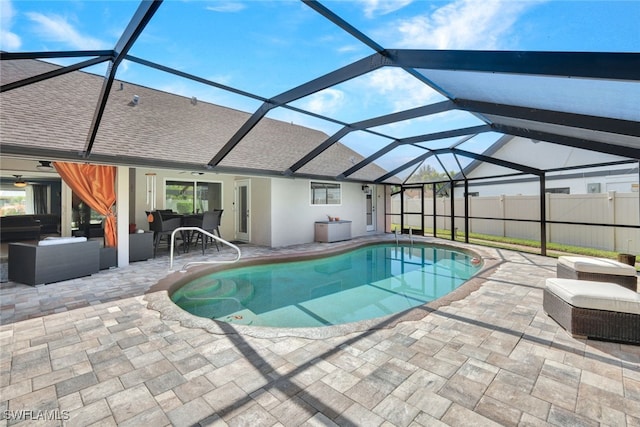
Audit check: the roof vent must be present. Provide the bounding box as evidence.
[191,96,197,105]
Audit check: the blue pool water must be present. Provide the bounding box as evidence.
[171,244,481,328]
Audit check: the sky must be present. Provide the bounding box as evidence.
[1,0,639,179]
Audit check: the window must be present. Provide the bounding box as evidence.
[310,181,341,205]
[0,188,27,215]
[165,180,222,213]
[546,187,570,194]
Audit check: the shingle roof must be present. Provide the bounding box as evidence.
[2,24,637,186]
[1,59,391,182]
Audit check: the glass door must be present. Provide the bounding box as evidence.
[366,186,375,231]
[234,180,250,241]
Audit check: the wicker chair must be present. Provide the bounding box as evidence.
[149,211,182,257]
[194,210,223,251]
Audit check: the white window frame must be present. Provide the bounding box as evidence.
[163,178,224,213]
[310,181,342,206]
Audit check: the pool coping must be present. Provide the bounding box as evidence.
[144,237,503,339]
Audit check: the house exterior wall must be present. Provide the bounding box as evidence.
[2,155,384,250]
[457,137,638,196]
[269,178,382,247]
[130,170,384,248]
[455,168,638,197]
[132,168,236,239]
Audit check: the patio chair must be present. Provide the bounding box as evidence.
[149,211,183,257]
[194,210,222,251]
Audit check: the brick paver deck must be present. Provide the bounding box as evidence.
[1,236,638,426]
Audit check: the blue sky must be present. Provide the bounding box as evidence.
[2,0,639,178]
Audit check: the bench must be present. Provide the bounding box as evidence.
[557,256,637,292]
[543,277,640,344]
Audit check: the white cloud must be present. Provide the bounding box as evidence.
[359,0,414,19]
[300,88,345,115]
[387,0,538,49]
[337,44,361,54]
[26,12,106,50]
[0,0,21,50]
[205,2,246,13]
[364,68,440,111]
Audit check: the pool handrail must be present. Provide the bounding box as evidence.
[169,226,241,272]
[394,228,414,245]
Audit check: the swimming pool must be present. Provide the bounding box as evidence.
[171,243,482,328]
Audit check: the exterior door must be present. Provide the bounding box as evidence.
[366,186,376,231]
[234,180,250,241]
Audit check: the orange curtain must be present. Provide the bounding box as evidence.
[54,162,117,247]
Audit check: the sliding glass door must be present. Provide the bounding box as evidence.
[165,180,222,214]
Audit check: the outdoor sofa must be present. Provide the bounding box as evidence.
[0,216,41,242]
[543,277,639,344]
[0,214,60,242]
[32,214,60,235]
[544,256,639,344]
[557,255,637,291]
[8,237,100,286]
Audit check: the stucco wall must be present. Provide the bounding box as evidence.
[270,178,379,247]
[459,137,638,196]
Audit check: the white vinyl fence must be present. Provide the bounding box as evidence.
[392,192,639,253]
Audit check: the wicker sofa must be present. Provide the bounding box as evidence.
[0,216,41,242]
[8,237,100,286]
[0,214,60,242]
[557,256,637,291]
[544,277,640,344]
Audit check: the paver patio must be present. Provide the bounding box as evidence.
[1,235,639,426]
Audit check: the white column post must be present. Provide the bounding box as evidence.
[116,166,130,267]
[60,181,73,237]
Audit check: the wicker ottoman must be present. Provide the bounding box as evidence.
[557,256,638,292]
[543,278,640,344]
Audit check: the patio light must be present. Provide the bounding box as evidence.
[13,175,27,188]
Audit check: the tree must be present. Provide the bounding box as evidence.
[410,164,455,197]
